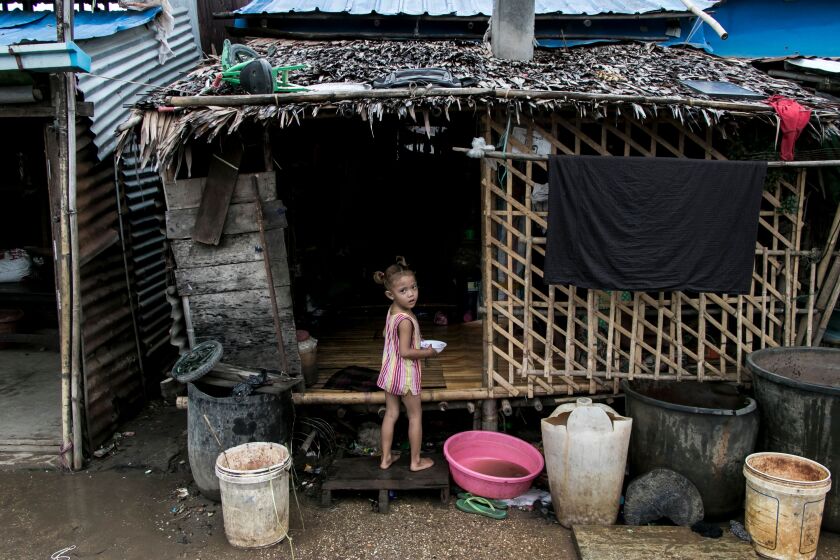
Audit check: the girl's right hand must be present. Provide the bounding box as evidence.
[426,346,438,357]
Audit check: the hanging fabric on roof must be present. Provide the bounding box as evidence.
[765,95,812,162]
[544,156,767,294]
[119,0,174,64]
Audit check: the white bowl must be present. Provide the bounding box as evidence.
[421,339,447,353]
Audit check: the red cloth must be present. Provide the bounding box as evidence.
[765,95,812,161]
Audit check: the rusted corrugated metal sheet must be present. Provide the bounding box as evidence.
[76,119,144,449]
[118,137,174,364]
[76,2,201,160]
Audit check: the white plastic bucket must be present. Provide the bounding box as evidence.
[744,452,832,560]
[540,397,633,528]
[215,442,292,549]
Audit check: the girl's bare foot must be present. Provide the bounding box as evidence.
[410,457,434,472]
[380,453,400,470]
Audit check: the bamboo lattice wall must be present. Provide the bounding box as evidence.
[482,112,815,398]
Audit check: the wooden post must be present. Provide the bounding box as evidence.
[481,398,498,431]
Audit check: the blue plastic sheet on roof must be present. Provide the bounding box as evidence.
[700,0,840,58]
[235,0,717,16]
[0,10,48,30]
[0,8,161,47]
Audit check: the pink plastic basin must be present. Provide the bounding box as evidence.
[443,430,545,499]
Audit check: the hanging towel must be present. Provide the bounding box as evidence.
[766,95,811,161]
[545,156,767,294]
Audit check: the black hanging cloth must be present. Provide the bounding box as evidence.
[545,156,767,294]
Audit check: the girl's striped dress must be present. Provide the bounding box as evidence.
[377,311,423,396]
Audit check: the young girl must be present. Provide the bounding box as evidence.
[374,257,438,472]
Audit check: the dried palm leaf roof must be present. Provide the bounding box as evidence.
[125,39,840,165]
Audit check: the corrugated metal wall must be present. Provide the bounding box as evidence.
[70,3,200,449]
[118,136,174,370]
[77,3,202,160]
[76,120,145,449]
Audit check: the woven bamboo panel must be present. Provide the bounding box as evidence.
[482,113,815,397]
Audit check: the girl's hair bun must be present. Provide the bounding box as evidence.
[375,256,414,288]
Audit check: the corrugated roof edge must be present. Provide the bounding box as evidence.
[233,0,722,17]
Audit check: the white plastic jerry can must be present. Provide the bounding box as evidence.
[540,397,632,528]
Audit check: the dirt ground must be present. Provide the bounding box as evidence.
[0,469,575,560]
[1,403,839,560]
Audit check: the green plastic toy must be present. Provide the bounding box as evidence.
[219,39,307,94]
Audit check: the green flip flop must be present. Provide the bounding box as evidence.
[456,492,508,510]
[455,496,508,520]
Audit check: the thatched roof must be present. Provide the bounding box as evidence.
[124,39,840,165]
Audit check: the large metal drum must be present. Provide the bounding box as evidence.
[747,347,840,531]
[187,382,293,501]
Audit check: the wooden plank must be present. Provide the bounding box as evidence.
[187,287,293,317]
[175,259,291,295]
[191,140,243,245]
[170,229,286,269]
[188,288,299,372]
[166,200,288,239]
[164,172,276,210]
[322,454,448,491]
[573,525,757,560]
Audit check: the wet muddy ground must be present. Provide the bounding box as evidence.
[1,403,839,559]
[0,469,574,560]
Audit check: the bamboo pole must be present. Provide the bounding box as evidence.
[505,129,515,386]
[523,122,534,393]
[292,388,624,406]
[56,0,83,471]
[814,274,840,346]
[807,261,816,346]
[675,294,683,380]
[817,202,840,286]
[606,291,616,379]
[481,113,495,396]
[761,249,769,348]
[629,293,640,380]
[50,94,73,469]
[165,88,777,113]
[451,148,840,168]
[587,290,597,393]
[784,249,792,346]
[565,286,576,377]
[736,295,743,382]
[544,285,556,378]
[698,294,707,381]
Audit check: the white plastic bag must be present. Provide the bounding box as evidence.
[0,249,32,283]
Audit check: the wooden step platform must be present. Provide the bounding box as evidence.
[321,454,450,513]
[573,525,757,560]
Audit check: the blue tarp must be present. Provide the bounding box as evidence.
[701,0,840,58]
[235,0,717,17]
[0,10,48,30]
[0,8,161,47]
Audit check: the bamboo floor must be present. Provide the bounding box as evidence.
[310,314,485,392]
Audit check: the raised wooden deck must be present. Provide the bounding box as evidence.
[303,314,485,402]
